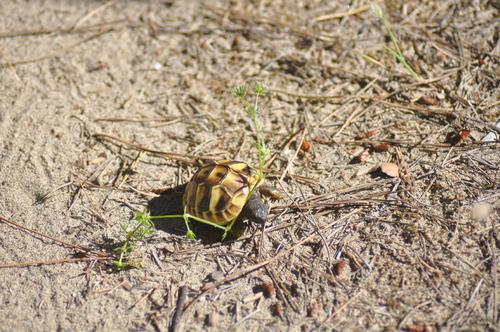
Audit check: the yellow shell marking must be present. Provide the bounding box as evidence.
[183,160,259,225]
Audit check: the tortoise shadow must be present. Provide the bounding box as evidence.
[148,184,247,244]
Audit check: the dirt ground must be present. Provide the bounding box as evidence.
[0,1,498,331]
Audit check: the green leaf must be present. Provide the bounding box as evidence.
[186,230,197,240]
[112,260,128,271]
[135,210,150,223]
[232,85,247,98]
[255,82,268,96]
[370,3,384,19]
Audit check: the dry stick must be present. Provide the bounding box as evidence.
[271,197,382,212]
[269,88,351,101]
[102,152,143,207]
[1,47,22,82]
[0,28,114,68]
[92,133,214,165]
[94,117,178,123]
[169,286,188,332]
[337,66,462,129]
[397,300,433,329]
[274,65,464,106]
[35,181,73,204]
[182,209,362,312]
[93,133,320,186]
[0,256,110,269]
[265,266,300,312]
[333,104,364,137]
[298,181,387,205]
[395,146,415,193]
[317,291,363,328]
[72,0,116,31]
[69,158,114,210]
[295,184,332,262]
[0,216,109,258]
[271,126,331,261]
[129,288,156,310]
[205,4,335,42]
[315,4,371,22]
[314,137,497,150]
[264,129,302,169]
[0,19,126,38]
[379,100,454,117]
[490,224,498,324]
[331,77,379,137]
[279,128,307,181]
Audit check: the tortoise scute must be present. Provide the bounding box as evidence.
[221,171,246,194]
[210,186,231,212]
[193,166,212,183]
[206,165,228,185]
[183,160,260,226]
[195,183,212,212]
[184,181,197,213]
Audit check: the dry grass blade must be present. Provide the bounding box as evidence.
[0,28,114,68]
[92,133,216,165]
[0,257,110,269]
[0,216,110,258]
[315,4,370,22]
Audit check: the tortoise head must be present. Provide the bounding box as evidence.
[242,192,268,224]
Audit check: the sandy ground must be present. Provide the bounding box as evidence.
[0,1,498,331]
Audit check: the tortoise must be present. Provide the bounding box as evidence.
[183,160,269,228]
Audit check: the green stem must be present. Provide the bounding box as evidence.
[150,214,228,231]
[149,214,185,219]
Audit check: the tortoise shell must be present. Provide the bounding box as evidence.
[183,160,260,225]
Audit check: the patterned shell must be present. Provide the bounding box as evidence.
[183,160,259,225]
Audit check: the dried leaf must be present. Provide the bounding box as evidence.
[352,149,370,163]
[405,323,432,332]
[307,302,319,318]
[418,95,439,106]
[356,129,378,139]
[372,143,390,152]
[333,260,347,275]
[300,140,312,152]
[259,185,285,200]
[379,162,399,177]
[259,282,276,298]
[459,130,471,140]
[272,303,283,317]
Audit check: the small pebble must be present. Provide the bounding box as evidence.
[471,202,492,222]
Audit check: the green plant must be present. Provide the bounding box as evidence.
[134,82,270,241]
[371,3,422,81]
[232,82,270,184]
[112,210,156,270]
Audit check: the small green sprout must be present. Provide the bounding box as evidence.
[112,210,156,270]
[186,229,196,240]
[237,82,271,184]
[232,84,247,98]
[255,82,268,96]
[370,3,421,81]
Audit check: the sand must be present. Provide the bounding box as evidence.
[0,1,498,331]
